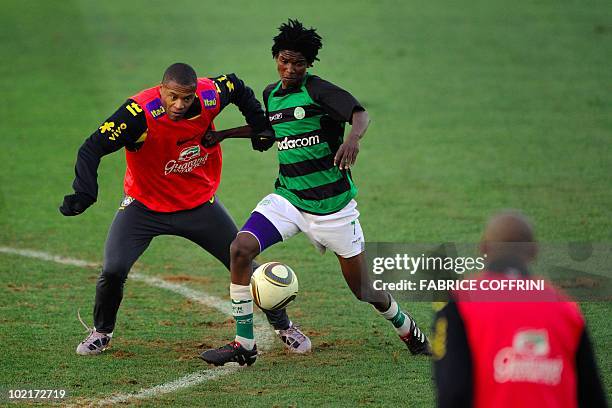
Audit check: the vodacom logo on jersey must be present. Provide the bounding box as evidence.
[277,134,321,151]
[164,145,209,175]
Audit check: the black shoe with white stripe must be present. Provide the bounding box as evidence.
[400,319,432,356]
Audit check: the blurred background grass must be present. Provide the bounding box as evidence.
[0,0,610,405]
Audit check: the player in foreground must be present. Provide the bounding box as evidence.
[60,63,293,355]
[432,211,607,407]
[201,20,431,366]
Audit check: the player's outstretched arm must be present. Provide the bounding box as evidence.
[334,110,369,170]
[60,100,146,216]
[212,74,268,132]
[208,73,273,152]
[202,126,274,152]
[202,125,252,145]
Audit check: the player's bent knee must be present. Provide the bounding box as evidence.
[101,260,131,282]
[230,233,259,263]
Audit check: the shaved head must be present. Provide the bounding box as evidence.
[480,210,537,265]
[162,63,197,87]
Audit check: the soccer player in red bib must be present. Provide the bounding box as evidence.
[61,63,292,355]
[432,211,607,407]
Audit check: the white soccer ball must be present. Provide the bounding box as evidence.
[250,262,298,311]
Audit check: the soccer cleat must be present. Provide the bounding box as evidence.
[200,341,257,366]
[76,310,112,355]
[401,318,432,356]
[76,330,112,355]
[276,323,311,353]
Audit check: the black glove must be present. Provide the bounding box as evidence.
[59,192,95,216]
[251,129,275,152]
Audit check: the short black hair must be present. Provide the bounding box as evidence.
[162,63,197,86]
[272,19,323,64]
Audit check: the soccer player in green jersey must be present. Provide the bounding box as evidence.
[201,19,431,366]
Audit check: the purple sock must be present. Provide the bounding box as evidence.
[241,211,283,252]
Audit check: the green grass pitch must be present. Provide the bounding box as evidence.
[0,0,610,406]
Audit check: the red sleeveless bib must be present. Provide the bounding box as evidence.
[455,272,584,408]
[127,78,222,212]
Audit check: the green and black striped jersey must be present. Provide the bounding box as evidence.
[263,73,364,215]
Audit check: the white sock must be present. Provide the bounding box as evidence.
[231,283,255,350]
[377,297,412,337]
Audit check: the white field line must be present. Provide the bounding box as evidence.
[0,246,275,406]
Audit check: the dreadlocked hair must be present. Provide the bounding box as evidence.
[272,19,323,64]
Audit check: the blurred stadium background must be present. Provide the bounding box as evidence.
[1,0,610,406]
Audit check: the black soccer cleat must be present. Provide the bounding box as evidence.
[200,341,258,366]
[400,319,432,356]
